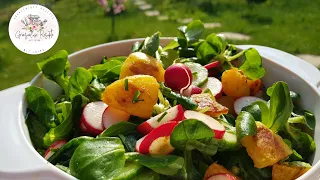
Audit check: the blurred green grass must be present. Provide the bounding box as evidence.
[0,0,319,90]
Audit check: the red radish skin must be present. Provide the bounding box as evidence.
[102,106,130,129]
[165,63,192,92]
[137,122,154,135]
[79,118,97,135]
[207,173,237,180]
[137,105,185,135]
[44,140,67,160]
[202,77,223,99]
[136,121,179,155]
[181,85,203,97]
[204,61,221,70]
[184,110,225,139]
[191,86,203,94]
[233,96,267,115]
[81,101,108,135]
[80,119,88,132]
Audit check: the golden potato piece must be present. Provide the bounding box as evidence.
[272,163,311,180]
[293,167,311,179]
[204,163,239,180]
[221,68,250,98]
[191,93,228,117]
[247,79,262,95]
[272,163,301,180]
[120,52,165,82]
[241,122,292,168]
[102,75,159,118]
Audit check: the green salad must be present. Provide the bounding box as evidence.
[25,20,316,180]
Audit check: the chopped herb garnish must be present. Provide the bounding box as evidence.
[124,79,129,91]
[157,111,168,122]
[172,100,177,106]
[132,90,144,103]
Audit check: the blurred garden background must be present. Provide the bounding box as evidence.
[0,0,319,90]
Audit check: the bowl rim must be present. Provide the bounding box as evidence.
[18,38,320,179]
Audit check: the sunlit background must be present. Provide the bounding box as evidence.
[0,0,319,90]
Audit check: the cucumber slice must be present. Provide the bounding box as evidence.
[218,131,240,151]
[185,62,208,87]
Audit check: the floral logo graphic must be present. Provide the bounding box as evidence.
[21,14,47,32]
[9,4,59,55]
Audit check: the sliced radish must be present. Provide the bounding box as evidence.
[44,140,67,160]
[204,61,221,70]
[184,110,225,139]
[165,63,192,92]
[202,77,223,99]
[233,96,267,115]
[80,119,88,132]
[181,85,203,97]
[207,173,237,180]
[102,106,130,129]
[136,121,179,155]
[81,101,108,135]
[137,105,185,135]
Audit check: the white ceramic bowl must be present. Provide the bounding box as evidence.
[1,38,320,180]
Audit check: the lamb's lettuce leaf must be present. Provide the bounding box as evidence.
[25,110,48,150]
[48,136,93,165]
[140,32,161,57]
[37,50,70,97]
[284,123,315,160]
[268,82,293,132]
[236,111,257,140]
[247,82,293,133]
[68,67,92,99]
[89,60,122,80]
[25,86,59,128]
[132,168,161,180]
[100,122,137,137]
[71,94,89,137]
[43,101,72,147]
[170,119,214,151]
[70,137,126,179]
[84,78,105,102]
[114,162,143,180]
[125,152,184,176]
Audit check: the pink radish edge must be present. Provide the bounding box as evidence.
[136,121,179,155]
[181,85,202,97]
[44,140,67,160]
[81,101,108,135]
[204,61,221,70]
[179,65,193,94]
[137,105,185,135]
